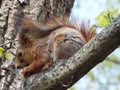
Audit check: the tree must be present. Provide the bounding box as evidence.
[0,0,120,90]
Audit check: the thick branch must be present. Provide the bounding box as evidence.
[22,15,120,90]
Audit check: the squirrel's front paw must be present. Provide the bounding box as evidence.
[22,67,32,78]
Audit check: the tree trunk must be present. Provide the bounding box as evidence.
[0,0,74,90]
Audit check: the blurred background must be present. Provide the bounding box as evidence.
[69,0,120,90]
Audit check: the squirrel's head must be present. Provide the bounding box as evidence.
[13,13,37,69]
[14,44,35,69]
[13,31,35,69]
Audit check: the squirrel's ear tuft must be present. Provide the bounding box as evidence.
[14,12,24,28]
[19,35,32,47]
[14,12,25,36]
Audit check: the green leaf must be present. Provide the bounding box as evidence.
[0,47,4,58]
[96,8,119,27]
[0,47,4,51]
[96,13,103,20]
[5,52,12,60]
[98,17,110,26]
[111,8,119,19]
[96,12,110,26]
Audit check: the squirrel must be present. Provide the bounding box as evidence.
[13,13,95,78]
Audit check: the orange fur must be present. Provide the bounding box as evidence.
[13,14,95,78]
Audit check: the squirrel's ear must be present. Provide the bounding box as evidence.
[14,12,24,29]
[18,21,42,41]
[19,33,32,47]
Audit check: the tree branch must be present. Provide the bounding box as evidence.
[22,15,120,90]
[0,40,18,47]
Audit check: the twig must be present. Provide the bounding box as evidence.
[0,40,18,47]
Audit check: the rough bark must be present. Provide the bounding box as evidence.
[0,0,73,90]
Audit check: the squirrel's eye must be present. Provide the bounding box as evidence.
[18,51,23,57]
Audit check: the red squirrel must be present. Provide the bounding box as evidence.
[13,13,95,78]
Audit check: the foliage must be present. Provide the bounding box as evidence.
[96,8,119,27]
[0,47,12,60]
[0,47,4,58]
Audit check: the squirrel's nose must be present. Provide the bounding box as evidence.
[18,51,23,57]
